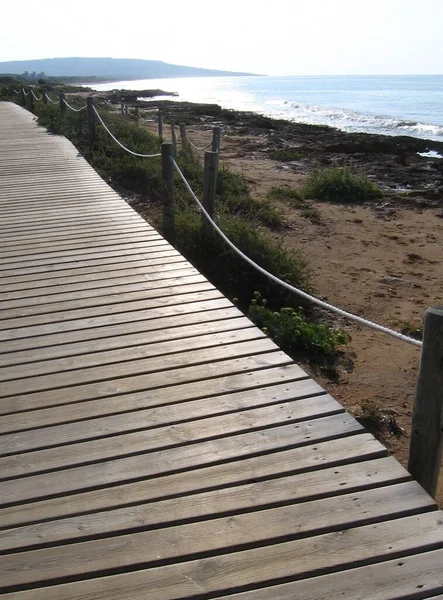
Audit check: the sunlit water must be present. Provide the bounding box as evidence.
[92,75,443,143]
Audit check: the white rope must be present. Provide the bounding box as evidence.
[22,88,29,96]
[62,97,87,112]
[171,156,422,348]
[12,89,20,94]
[187,137,213,151]
[93,106,161,158]
[44,93,59,105]
[31,89,42,101]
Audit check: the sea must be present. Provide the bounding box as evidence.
[92,75,443,144]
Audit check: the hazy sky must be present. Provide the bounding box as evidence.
[2,0,442,75]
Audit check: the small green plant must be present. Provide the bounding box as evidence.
[267,186,322,223]
[216,168,283,227]
[268,148,306,162]
[267,186,303,205]
[302,167,383,203]
[396,319,423,340]
[249,292,350,356]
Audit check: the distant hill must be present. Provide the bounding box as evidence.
[0,57,256,80]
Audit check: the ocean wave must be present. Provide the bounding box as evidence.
[281,102,443,140]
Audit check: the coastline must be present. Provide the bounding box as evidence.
[93,91,443,203]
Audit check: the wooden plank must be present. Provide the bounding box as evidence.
[0,483,435,591]
[0,261,191,294]
[0,327,264,384]
[0,281,216,323]
[0,378,323,447]
[0,310,246,366]
[0,348,289,413]
[0,248,182,279]
[0,363,311,433]
[0,413,363,505]
[0,300,235,353]
[0,254,185,287]
[0,222,152,244]
[4,517,441,600]
[0,457,410,553]
[0,292,227,337]
[0,266,201,303]
[0,231,161,258]
[0,230,160,256]
[0,239,170,267]
[0,395,343,477]
[0,433,386,528]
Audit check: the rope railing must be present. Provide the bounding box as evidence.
[30,89,42,101]
[62,97,87,112]
[186,137,213,151]
[22,88,29,96]
[170,155,422,348]
[44,93,59,105]
[92,106,161,158]
[12,89,20,94]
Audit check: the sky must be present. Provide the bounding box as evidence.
[1,0,442,75]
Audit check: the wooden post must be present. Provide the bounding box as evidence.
[87,97,96,154]
[42,89,48,105]
[120,102,124,114]
[161,142,175,244]
[171,118,177,157]
[212,126,221,153]
[180,122,188,157]
[28,88,34,113]
[20,88,25,106]
[135,106,140,123]
[59,92,66,114]
[202,150,219,238]
[158,111,163,139]
[408,307,443,498]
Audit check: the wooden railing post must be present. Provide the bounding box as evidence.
[161,142,175,244]
[212,126,221,153]
[171,118,177,157]
[120,102,124,114]
[202,150,219,238]
[179,123,189,157]
[59,92,66,114]
[87,97,96,154]
[158,111,163,140]
[28,87,34,113]
[42,89,48,105]
[408,307,443,497]
[20,88,25,106]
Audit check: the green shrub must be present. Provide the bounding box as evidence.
[249,292,350,356]
[175,209,310,308]
[302,167,383,203]
[268,148,306,161]
[267,186,304,205]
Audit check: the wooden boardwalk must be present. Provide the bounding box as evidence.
[0,101,442,599]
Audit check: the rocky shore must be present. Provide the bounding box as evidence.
[96,93,443,208]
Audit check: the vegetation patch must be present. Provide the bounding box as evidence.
[302,166,383,203]
[249,292,350,357]
[268,147,306,161]
[267,186,323,223]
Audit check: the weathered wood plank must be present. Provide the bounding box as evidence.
[0,414,363,505]
[0,433,385,527]
[0,363,310,433]
[0,483,435,591]
[0,311,246,366]
[0,457,410,553]
[0,300,235,353]
[0,396,343,477]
